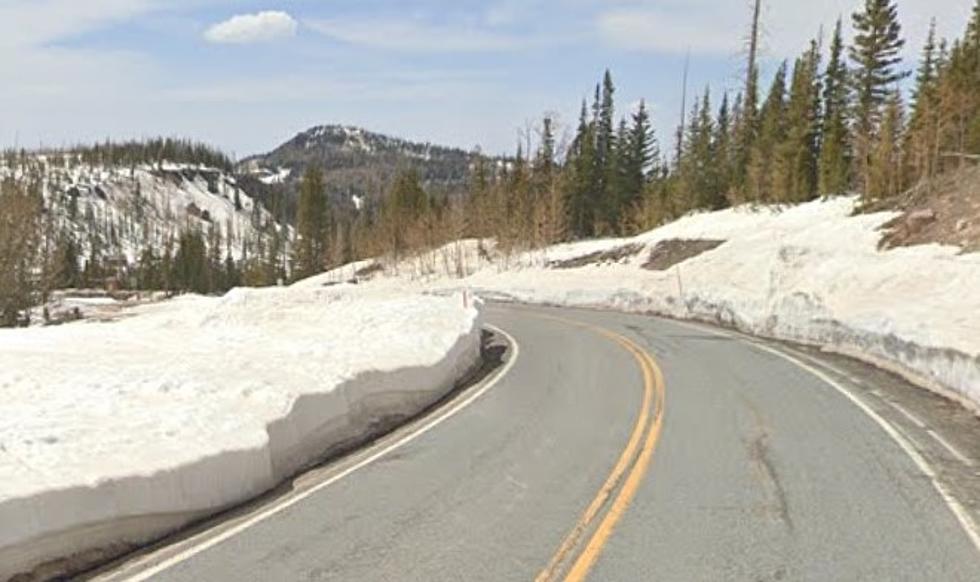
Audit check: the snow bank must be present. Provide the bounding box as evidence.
[0,286,482,579]
[327,196,980,413]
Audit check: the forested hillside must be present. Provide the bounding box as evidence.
[0,141,289,325]
[243,125,500,203]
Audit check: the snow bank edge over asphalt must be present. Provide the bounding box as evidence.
[477,287,980,416]
[0,291,483,581]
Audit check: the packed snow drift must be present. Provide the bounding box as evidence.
[314,195,980,413]
[0,286,482,579]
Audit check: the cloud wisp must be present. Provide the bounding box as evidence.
[204,11,298,44]
[306,17,524,52]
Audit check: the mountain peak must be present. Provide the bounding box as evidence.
[242,125,501,201]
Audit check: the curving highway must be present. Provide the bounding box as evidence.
[92,303,980,581]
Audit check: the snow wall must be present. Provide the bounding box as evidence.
[0,289,483,580]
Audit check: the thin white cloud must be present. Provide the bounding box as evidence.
[598,8,734,55]
[204,11,298,44]
[306,18,522,52]
[0,0,156,48]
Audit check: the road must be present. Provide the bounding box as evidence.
[94,303,980,581]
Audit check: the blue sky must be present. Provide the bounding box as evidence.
[0,0,972,158]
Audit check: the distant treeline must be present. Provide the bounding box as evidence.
[3,137,234,172]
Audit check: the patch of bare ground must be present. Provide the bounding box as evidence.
[642,239,726,271]
[548,243,645,269]
[875,164,980,253]
[353,262,384,280]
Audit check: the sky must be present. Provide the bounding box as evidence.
[0,0,973,158]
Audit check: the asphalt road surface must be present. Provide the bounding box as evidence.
[94,303,980,581]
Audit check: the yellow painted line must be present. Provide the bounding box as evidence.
[531,314,665,582]
[564,344,665,582]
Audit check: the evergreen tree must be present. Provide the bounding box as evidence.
[713,93,734,202]
[567,101,599,238]
[55,236,81,289]
[137,245,159,290]
[174,229,208,294]
[620,101,657,217]
[777,40,822,203]
[906,19,941,183]
[944,1,980,155]
[867,91,905,201]
[819,19,852,195]
[596,70,617,225]
[536,116,556,181]
[383,167,429,255]
[692,90,722,209]
[747,62,789,203]
[850,0,907,193]
[294,166,331,278]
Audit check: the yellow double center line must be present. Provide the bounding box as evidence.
[533,316,666,582]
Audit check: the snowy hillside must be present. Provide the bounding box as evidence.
[1,153,284,265]
[0,286,482,580]
[307,196,980,414]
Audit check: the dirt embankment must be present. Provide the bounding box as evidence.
[642,239,726,271]
[877,164,980,253]
[548,243,644,269]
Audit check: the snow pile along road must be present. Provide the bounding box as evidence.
[316,196,980,413]
[0,287,482,580]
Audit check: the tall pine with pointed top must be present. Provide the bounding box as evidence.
[747,63,789,203]
[819,19,852,196]
[850,0,907,197]
[906,19,941,183]
[596,70,618,232]
[713,93,734,202]
[567,100,599,239]
[777,40,822,203]
[619,101,657,220]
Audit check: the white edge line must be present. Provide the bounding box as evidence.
[119,324,520,581]
[669,319,980,556]
[928,429,976,467]
[887,401,928,429]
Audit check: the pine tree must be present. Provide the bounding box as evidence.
[906,19,941,183]
[692,90,722,209]
[713,93,734,202]
[819,19,852,195]
[946,1,980,155]
[0,179,42,326]
[867,91,905,201]
[850,0,907,193]
[567,100,599,238]
[383,167,429,256]
[596,70,617,226]
[294,166,330,278]
[777,40,822,203]
[174,229,208,294]
[620,101,657,217]
[747,63,789,203]
[536,116,556,181]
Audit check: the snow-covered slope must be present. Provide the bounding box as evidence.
[0,286,482,580]
[1,154,283,264]
[309,196,980,413]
